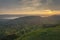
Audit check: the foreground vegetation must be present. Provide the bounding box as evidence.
[20,26,60,40]
[0,15,60,40]
[0,24,60,40]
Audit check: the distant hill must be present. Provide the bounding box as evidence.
[1,15,58,31]
[7,16,41,26]
[0,14,27,19]
[47,15,60,24]
[0,14,60,27]
[49,15,60,21]
[0,15,59,26]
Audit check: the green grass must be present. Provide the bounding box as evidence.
[19,26,60,40]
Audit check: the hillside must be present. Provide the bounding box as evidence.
[6,15,60,26]
[0,15,60,40]
[8,16,41,25]
[19,25,60,40]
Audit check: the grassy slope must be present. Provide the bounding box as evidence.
[19,26,60,40]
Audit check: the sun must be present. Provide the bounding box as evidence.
[45,10,53,14]
[41,10,54,16]
[44,10,54,16]
[48,10,53,14]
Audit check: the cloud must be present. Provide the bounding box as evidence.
[49,0,60,10]
[0,0,19,9]
[18,0,49,10]
[0,0,60,11]
[41,0,60,10]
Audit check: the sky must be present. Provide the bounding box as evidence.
[0,0,60,16]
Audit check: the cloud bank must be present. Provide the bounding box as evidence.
[0,0,60,12]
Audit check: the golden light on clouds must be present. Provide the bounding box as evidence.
[0,0,60,16]
[0,10,60,16]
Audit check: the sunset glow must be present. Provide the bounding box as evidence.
[0,10,59,16]
[0,0,60,16]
